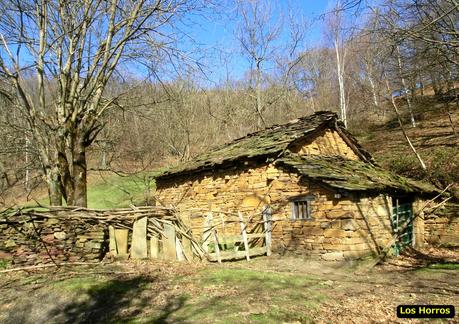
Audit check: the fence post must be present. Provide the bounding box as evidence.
[114,229,129,257]
[150,236,159,259]
[202,213,212,253]
[210,212,222,263]
[109,225,118,256]
[263,206,272,256]
[131,216,148,259]
[238,211,250,261]
[163,223,177,260]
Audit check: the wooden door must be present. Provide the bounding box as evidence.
[391,197,414,255]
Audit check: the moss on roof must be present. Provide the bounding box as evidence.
[276,153,438,194]
[157,111,370,180]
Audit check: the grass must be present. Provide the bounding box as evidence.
[2,259,458,323]
[87,172,154,209]
[427,263,459,270]
[24,170,159,209]
[166,268,326,323]
[10,267,326,323]
[52,276,110,292]
[0,259,10,269]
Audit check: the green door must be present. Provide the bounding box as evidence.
[391,199,413,255]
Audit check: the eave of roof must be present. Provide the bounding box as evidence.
[276,153,438,194]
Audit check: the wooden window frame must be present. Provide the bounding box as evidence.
[291,196,314,221]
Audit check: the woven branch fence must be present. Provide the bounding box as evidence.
[0,205,206,264]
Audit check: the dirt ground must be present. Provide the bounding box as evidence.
[0,247,458,324]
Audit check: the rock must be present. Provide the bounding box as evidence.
[320,280,334,286]
[47,218,60,225]
[54,231,67,240]
[342,220,355,231]
[322,252,344,261]
[4,239,16,248]
[88,242,102,249]
[320,222,330,229]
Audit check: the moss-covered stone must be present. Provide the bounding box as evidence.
[156,111,372,180]
[276,153,437,194]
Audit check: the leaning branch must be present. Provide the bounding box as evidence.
[386,80,426,170]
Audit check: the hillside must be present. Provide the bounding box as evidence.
[355,96,459,197]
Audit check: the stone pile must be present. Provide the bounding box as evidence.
[0,205,204,266]
[0,214,107,265]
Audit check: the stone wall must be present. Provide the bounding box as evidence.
[424,203,459,247]
[156,161,404,261]
[289,128,360,160]
[0,215,108,265]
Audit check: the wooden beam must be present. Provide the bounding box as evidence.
[263,206,272,256]
[202,213,212,253]
[212,214,222,264]
[238,212,250,261]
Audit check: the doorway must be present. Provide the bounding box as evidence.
[391,196,414,255]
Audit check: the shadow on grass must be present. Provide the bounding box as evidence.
[395,247,459,269]
[2,274,188,324]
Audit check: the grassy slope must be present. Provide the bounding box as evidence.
[86,172,155,209]
[354,96,459,195]
[1,255,458,323]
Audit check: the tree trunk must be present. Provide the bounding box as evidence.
[46,165,62,206]
[58,148,75,206]
[73,142,88,207]
[386,80,426,170]
[255,60,266,129]
[368,73,379,109]
[396,47,416,128]
[335,39,347,128]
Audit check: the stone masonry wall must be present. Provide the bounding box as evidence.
[289,128,360,160]
[156,162,398,261]
[0,216,108,265]
[424,203,459,247]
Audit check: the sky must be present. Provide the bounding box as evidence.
[0,0,335,87]
[176,1,332,86]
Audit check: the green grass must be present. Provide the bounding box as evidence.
[163,268,326,323]
[87,172,155,209]
[25,171,159,209]
[52,276,109,292]
[427,263,459,270]
[46,269,324,323]
[0,259,10,269]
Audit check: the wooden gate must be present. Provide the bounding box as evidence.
[202,207,272,263]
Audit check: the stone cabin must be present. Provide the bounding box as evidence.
[155,111,437,261]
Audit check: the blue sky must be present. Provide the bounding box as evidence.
[178,1,332,85]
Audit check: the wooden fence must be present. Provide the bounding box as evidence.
[1,205,273,264]
[108,216,200,262]
[197,207,273,263]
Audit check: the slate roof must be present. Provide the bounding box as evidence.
[156,111,371,180]
[155,111,437,195]
[276,153,438,194]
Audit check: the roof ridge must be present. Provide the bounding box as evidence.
[156,111,341,180]
[217,111,337,146]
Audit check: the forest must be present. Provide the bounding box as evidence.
[0,0,457,207]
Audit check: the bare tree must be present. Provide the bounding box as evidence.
[0,0,201,206]
[326,1,349,127]
[235,0,282,129]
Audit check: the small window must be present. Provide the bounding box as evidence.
[291,198,313,220]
